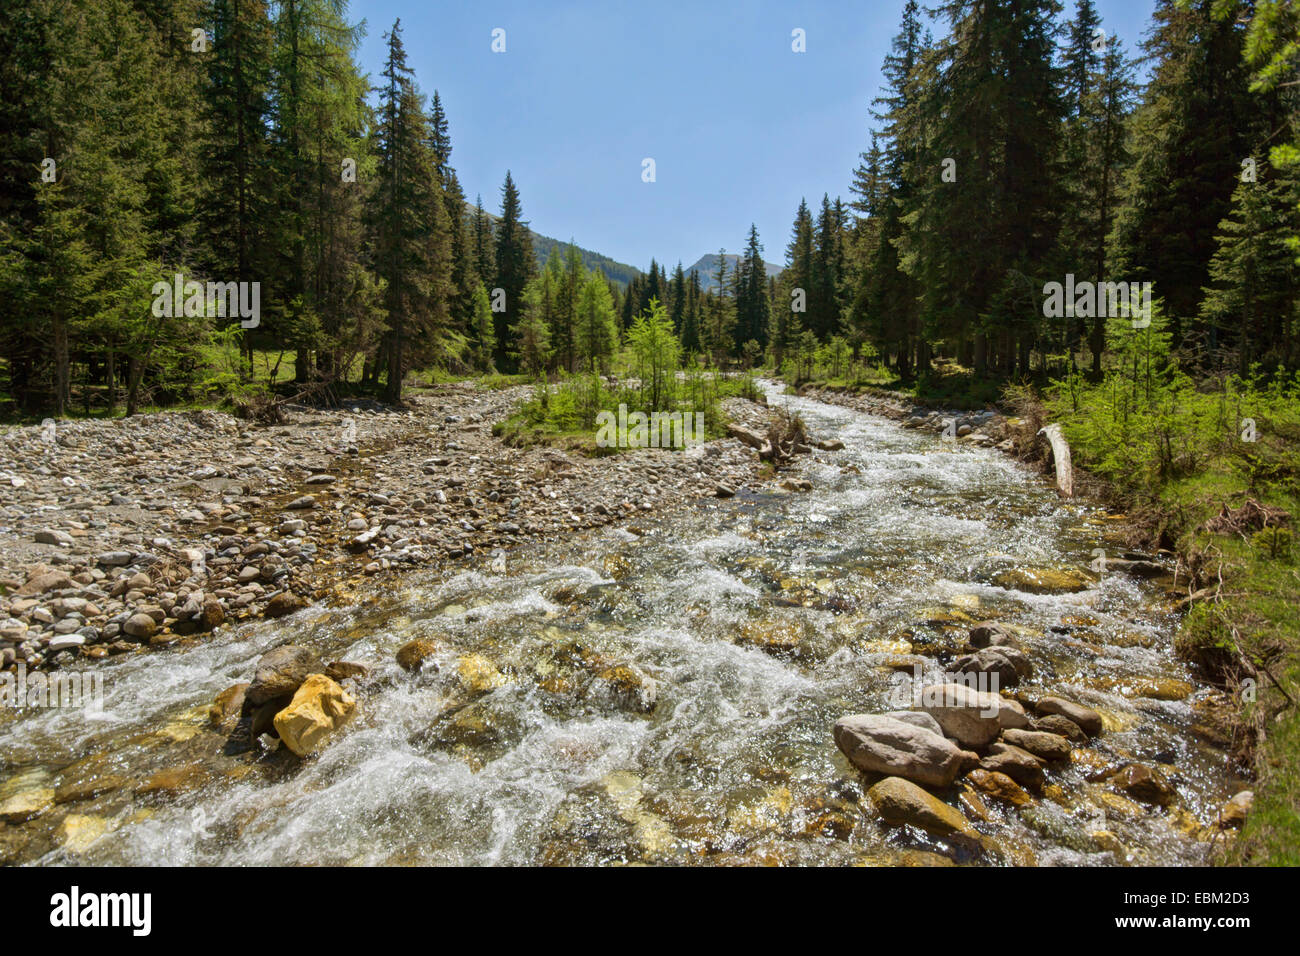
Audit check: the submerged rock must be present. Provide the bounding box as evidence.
[868,776,977,841]
[0,788,55,823]
[325,661,370,683]
[396,638,439,673]
[992,566,1096,594]
[588,665,659,714]
[208,682,249,731]
[1107,763,1176,807]
[456,653,510,695]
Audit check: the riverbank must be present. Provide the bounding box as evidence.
[0,384,778,674]
[795,377,1296,864]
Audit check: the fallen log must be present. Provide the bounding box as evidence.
[727,423,767,450]
[1037,423,1074,498]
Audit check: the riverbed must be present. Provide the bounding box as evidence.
[0,385,1233,865]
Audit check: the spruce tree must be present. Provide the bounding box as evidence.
[493,170,536,371]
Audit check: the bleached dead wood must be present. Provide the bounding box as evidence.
[1037,423,1074,498]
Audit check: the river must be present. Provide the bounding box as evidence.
[0,384,1232,865]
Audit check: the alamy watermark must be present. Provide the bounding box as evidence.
[1,662,105,710]
[1042,274,1153,329]
[151,272,261,329]
[886,663,1003,716]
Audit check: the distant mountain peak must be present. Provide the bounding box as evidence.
[682,253,783,291]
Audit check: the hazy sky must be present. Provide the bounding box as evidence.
[356,0,1158,271]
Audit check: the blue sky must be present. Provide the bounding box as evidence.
[355,0,1157,272]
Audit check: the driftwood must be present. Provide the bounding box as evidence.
[1037,423,1074,498]
[727,423,774,460]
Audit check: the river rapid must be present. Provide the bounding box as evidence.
[0,384,1235,866]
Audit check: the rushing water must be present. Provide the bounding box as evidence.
[1,385,1234,866]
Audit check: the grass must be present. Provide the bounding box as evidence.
[1041,367,1300,864]
[494,368,762,456]
[784,359,1006,409]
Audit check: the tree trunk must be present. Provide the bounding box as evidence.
[53,316,69,417]
[126,357,144,417]
[106,350,117,414]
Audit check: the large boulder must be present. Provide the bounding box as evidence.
[833,714,972,788]
[1035,695,1103,737]
[880,710,946,737]
[246,644,316,706]
[273,674,356,757]
[868,776,977,841]
[916,682,1029,748]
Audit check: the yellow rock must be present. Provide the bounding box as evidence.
[727,786,794,835]
[1122,678,1194,701]
[602,771,675,858]
[949,594,981,611]
[602,554,633,580]
[156,715,203,743]
[457,654,510,694]
[1096,707,1141,733]
[1070,747,1113,778]
[1062,615,1099,628]
[272,673,356,757]
[1090,829,1127,856]
[860,638,915,656]
[959,787,992,822]
[1042,783,1069,805]
[137,764,208,798]
[1168,806,1207,840]
[896,849,957,867]
[59,814,111,854]
[0,788,55,823]
[993,566,1097,594]
[736,620,803,654]
[0,768,51,801]
[1096,790,1146,818]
